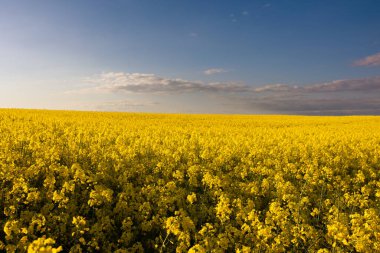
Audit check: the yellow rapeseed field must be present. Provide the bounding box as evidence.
[0,109,379,252]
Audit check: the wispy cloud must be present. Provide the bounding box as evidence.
[230,11,250,22]
[72,72,380,115]
[304,77,380,92]
[262,3,272,8]
[353,52,380,66]
[97,100,158,107]
[189,32,198,37]
[228,76,380,115]
[233,77,380,115]
[94,100,159,111]
[77,72,380,96]
[203,68,228,75]
[76,72,246,94]
[254,83,296,92]
[240,97,380,115]
[67,99,158,112]
[252,77,380,93]
[229,13,237,23]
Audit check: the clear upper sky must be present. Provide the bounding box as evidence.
[1,0,380,114]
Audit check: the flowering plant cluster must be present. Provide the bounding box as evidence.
[0,110,379,252]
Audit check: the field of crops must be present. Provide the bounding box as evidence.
[0,109,379,252]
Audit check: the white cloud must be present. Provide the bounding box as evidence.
[77,72,380,96]
[94,100,159,111]
[229,13,238,22]
[71,72,380,115]
[353,52,380,66]
[262,3,271,8]
[203,68,228,75]
[242,97,380,115]
[79,72,247,94]
[253,77,380,93]
[304,77,380,92]
[237,77,380,115]
[254,83,296,92]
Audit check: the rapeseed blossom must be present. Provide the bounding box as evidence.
[0,109,379,252]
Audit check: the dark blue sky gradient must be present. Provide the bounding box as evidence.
[0,0,379,114]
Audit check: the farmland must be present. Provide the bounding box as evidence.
[0,109,379,252]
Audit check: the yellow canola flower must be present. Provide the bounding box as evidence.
[27,237,62,253]
[0,109,379,252]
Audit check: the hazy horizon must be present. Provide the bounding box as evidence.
[1,0,380,115]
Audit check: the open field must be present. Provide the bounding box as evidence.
[1,109,380,252]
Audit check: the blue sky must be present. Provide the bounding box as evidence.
[1,0,380,114]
